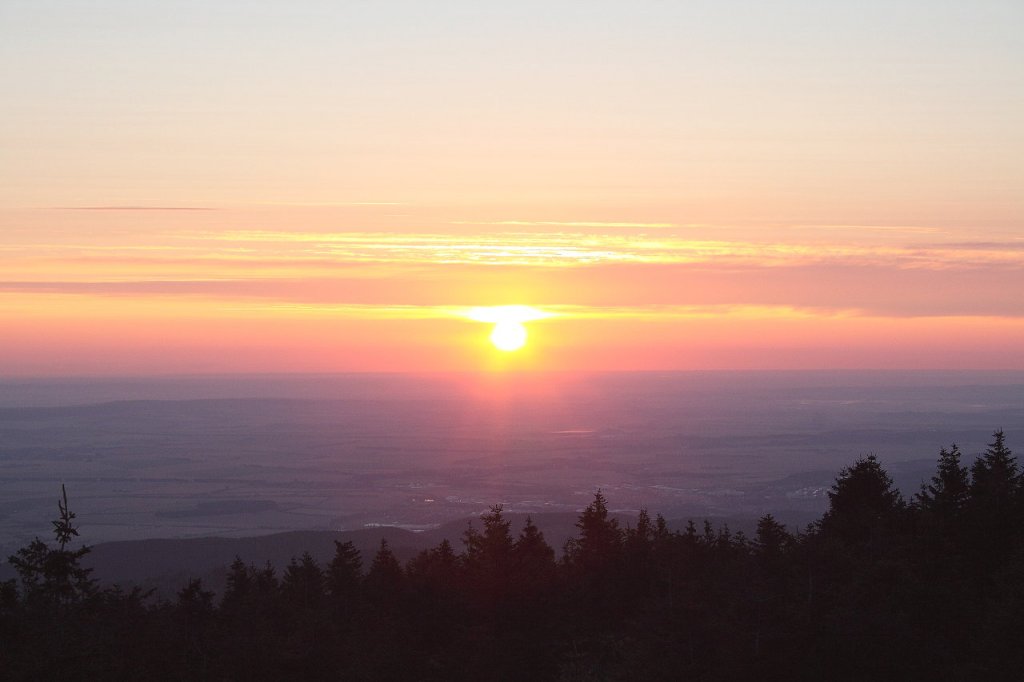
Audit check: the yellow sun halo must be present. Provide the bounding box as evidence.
[462,305,551,353]
[465,305,552,324]
[490,319,528,351]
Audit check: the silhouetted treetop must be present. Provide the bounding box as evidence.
[565,489,622,571]
[365,539,402,596]
[7,485,95,607]
[916,443,970,519]
[463,504,514,570]
[327,539,362,602]
[970,429,1019,503]
[754,514,793,558]
[820,454,905,545]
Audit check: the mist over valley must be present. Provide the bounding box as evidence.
[2,371,1020,561]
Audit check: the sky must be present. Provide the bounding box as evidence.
[2,1,1023,374]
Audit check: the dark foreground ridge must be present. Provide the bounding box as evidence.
[3,431,1023,680]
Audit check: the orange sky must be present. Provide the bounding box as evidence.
[2,2,1022,375]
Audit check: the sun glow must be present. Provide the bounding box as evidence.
[463,306,551,353]
[465,305,552,324]
[490,320,528,351]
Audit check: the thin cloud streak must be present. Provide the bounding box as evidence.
[185,230,1024,269]
[450,220,679,228]
[48,206,218,211]
[3,271,1023,319]
[214,302,850,321]
[251,202,408,207]
[788,224,947,235]
[5,228,1024,321]
[10,230,1024,271]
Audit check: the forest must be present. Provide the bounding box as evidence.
[2,431,1022,680]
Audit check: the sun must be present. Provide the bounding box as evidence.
[463,305,552,354]
[490,319,527,352]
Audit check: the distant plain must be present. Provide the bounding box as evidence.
[2,371,1021,558]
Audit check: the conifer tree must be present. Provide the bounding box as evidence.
[915,444,970,520]
[462,505,517,607]
[515,516,555,567]
[970,429,1018,504]
[463,505,514,571]
[253,560,279,598]
[622,509,659,601]
[178,578,215,620]
[754,514,792,559]
[513,516,556,590]
[177,578,215,675]
[364,539,403,596]
[282,552,324,610]
[819,455,905,546]
[406,539,459,592]
[564,490,622,571]
[8,485,95,607]
[654,513,671,542]
[220,556,252,612]
[326,540,362,603]
[965,430,1020,566]
[625,508,656,553]
[433,537,458,570]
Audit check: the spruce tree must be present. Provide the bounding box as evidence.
[754,514,792,559]
[406,539,459,593]
[513,516,556,591]
[565,490,622,572]
[819,455,905,547]
[220,556,251,612]
[515,516,555,568]
[462,505,517,607]
[282,552,324,610]
[463,505,514,571]
[326,540,362,603]
[970,429,1018,505]
[364,539,403,596]
[8,485,95,607]
[966,430,1020,565]
[915,444,970,522]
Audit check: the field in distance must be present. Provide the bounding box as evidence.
[1,371,1021,556]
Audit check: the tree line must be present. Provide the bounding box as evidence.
[2,431,1023,680]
